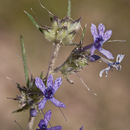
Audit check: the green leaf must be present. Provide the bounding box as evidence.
[67,0,71,18]
[24,10,42,32]
[20,35,29,85]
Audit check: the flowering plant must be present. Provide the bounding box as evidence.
[11,0,125,130]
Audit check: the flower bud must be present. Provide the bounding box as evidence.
[30,108,37,117]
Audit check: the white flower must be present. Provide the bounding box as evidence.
[99,54,125,77]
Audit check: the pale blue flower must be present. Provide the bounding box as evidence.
[99,54,125,77]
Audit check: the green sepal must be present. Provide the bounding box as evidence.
[24,10,43,33]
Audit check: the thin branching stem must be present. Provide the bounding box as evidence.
[26,116,35,130]
[47,43,61,77]
[26,1,72,129]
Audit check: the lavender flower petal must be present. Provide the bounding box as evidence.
[53,77,62,93]
[48,126,62,130]
[116,54,125,63]
[90,45,96,55]
[91,24,98,41]
[35,77,46,93]
[99,48,114,59]
[44,110,52,125]
[98,24,105,37]
[47,75,53,88]
[99,54,125,78]
[50,97,65,108]
[103,30,112,43]
[38,119,45,128]
[38,98,47,110]
[99,66,110,77]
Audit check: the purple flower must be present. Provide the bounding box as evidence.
[36,110,62,130]
[30,108,37,117]
[35,75,65,110]
[79,126,83,130]
[90,23,114,59]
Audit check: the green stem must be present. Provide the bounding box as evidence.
[20,35,29,85]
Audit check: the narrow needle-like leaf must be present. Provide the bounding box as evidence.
[80,24,87,44]
[24,10,41,31]
[20,35,29,85]
[67,0,71,17]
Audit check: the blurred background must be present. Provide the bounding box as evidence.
[0,0,130,130]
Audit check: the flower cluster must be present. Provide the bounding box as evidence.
[25,10,81,46]
[13,23,125,129]
[54,23,124,82]
[43,16,81,45]
[13,22,125,129]
[12,1,125,130]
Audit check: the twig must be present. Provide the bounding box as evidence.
[26,0,71,129]
[26,115,35,130]
[46,43,61,77]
